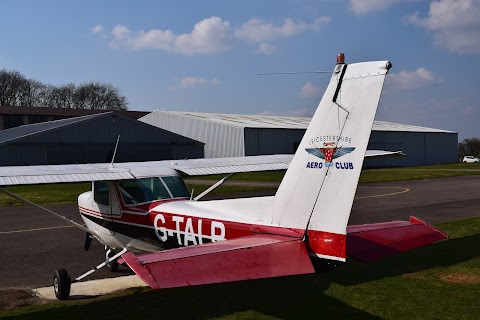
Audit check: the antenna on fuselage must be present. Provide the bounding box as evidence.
[110,135,120,168]
[257,71,331,76]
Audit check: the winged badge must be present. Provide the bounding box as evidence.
[305,142,355,163]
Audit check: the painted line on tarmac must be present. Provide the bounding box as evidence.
[355,186,410,199]
[0,225,75,235]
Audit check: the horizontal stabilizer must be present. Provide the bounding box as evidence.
[346,216,448,262]
[122,234,315,289]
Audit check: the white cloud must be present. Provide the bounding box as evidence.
[110,24,175,51]
[173,17,234,55]
[170,77,220,90]
[299,82,321,99]
[107,17,233,55]
[235,17,330,54]
[95,16,330,55]
[349,0,399,14]
[257,43,276,55]
[384,68,442,93]
[91,25,104,34]
[235,17,329,42]
[406,0,480,54]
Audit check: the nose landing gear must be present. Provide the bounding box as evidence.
[53,268,71,300]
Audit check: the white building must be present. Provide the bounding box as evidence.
[140,111,458,167]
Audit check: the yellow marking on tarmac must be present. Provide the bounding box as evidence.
[0,225,75,235]
[355,186,410,199]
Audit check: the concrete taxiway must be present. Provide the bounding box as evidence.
[33,275,146,300]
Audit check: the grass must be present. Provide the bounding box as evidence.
[187,171,285,183]
[185,163,480,185]
[0,163,479,206]
[359,162,480,183]
[1,217,479,319]
[0,183,91,206]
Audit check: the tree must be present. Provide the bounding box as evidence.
[0,69,128,110]
[73,82,128,110]
[458,138,480,159]
[0,69,28,106]
[47,83,76,109]
[18,80,49,107]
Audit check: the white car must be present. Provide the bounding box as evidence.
[463,156,480,163]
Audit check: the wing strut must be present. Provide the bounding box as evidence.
[193,173,235,201]
[0,186,92,234]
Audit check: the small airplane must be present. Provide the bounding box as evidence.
[0,54,447,300]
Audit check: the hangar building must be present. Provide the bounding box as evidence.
[139,111,458,167]
[0,105,148,130]
[0,112,203,166]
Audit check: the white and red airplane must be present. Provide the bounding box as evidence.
[0,55,446,300]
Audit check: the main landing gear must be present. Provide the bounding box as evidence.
[53,247,127,300]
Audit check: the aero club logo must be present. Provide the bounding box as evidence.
[305,141,355,170]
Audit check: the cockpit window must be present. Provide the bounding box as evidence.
[162,176,190,198]
[118,176,189,205]
[94,181,109,206]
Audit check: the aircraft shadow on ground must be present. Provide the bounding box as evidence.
[9,234,478,320]
[333,233,480,286]
[11,277,381,320]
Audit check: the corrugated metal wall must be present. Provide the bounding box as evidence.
[0,113,203,166]
[364,131,458,167]
[140,111,244,158]
[140,111,459,166]
[244,128,304,155]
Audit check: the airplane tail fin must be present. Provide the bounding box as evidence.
[272,57,392,261]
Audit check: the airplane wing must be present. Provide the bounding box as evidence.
[0,155,292,186]
[0,150,404,186]
[346,216,447,262]
[121,234,315,289]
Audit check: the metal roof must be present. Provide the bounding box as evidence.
[0,113,103,144]
[0,105,148,118]
[151,111,456,133]
[152,111,309,129]
[371,121,455,133]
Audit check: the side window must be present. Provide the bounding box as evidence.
[94,181,110,206]
[162,176,190,198]
[118,178,172,205]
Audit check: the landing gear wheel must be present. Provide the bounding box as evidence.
[107,250,119,272]
[53,268,71,300]
[311,259,339,273]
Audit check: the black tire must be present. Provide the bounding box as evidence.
[107,251,119,272]
[310,258,340,273]
[53,268,71,300]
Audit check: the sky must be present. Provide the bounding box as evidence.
[1,0,479,140]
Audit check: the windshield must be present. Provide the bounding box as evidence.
[118,176,189,205]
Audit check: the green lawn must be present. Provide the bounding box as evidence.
[1,217,479,319]
[185,162,480,185]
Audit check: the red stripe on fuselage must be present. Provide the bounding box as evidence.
[79,195,345,259]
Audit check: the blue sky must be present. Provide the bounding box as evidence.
[1,0,479,140]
